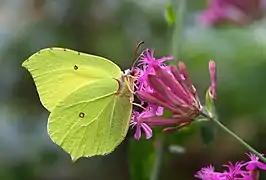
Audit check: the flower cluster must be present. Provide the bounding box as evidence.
[195,153,266,180]
[130,49,216,140]
[200,0,266,26]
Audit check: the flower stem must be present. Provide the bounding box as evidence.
[201,112,266,163]
[150,138,165,180]
[171,0,186,62]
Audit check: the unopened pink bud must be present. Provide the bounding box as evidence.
[209,60,216,100]
[178,61,196,95]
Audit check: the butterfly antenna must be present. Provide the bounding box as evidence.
[131,41,144,68]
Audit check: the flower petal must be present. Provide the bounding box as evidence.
[246,162,257,171]
[136,91,181,113]
[209,60,216,100]
[141,123,153,139]
[257,162,266,170]
[154,65,191,105]
[134,124,142,140]
[147,74,187,106]
[178,61,196,95]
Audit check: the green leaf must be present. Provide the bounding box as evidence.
[164,3,176,26]
[200,121,216,145]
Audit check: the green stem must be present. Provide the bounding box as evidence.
[171,0,186,62]
[201,112,266,163]
[150,138,165,180]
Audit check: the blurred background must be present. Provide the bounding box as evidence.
[1,0,266,179]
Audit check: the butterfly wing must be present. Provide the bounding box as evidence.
[22,47,122,112]
[48,78,132,161]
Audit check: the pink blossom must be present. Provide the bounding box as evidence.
[195,153,266,180]
[200,0,266,26]
[136,49,173,91]
[131,49,215,140]
[130,111,153,140]
[209,60,217,100]
[195,165,223,180]
[136,63,202,133]
[245,153,266,171]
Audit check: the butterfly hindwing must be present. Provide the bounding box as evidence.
[48,78,132,161]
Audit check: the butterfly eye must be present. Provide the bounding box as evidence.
[79,112,85,118]
[74,65,78,70]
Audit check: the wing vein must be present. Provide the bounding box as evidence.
[63,93,115,109]
[84,96,115,156]
[104,97,117,153]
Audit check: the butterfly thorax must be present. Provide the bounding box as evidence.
[115,74,136,102]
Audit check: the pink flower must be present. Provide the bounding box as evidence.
[201,0,241,26]
[195,165,223,180]
[131,49,215,140]
[195,153,266,180]
[130,111,153,140]
[245,153,266,171]
[130,107,189,140]
[200,0,266,26]
[136,62,202,133]
[136,49,173,91]
[222,162,250,179]
[209,60,217,100]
